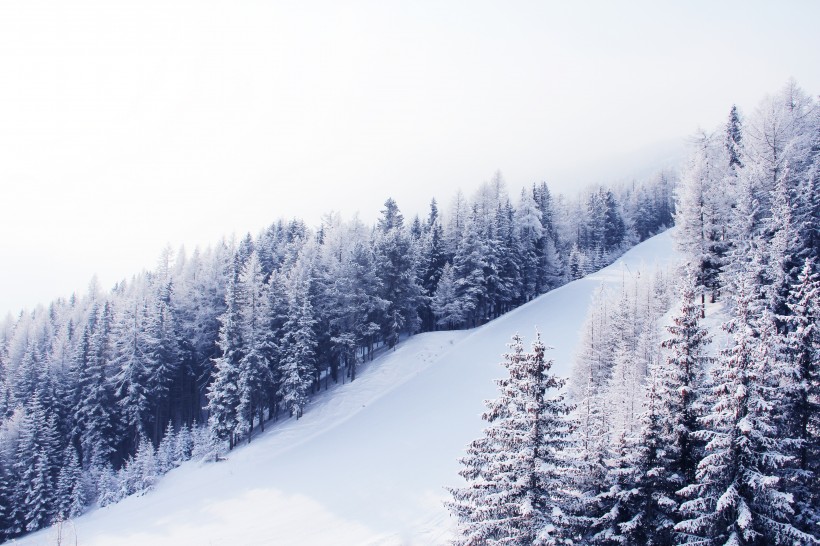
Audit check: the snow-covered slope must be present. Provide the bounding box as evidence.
[18,231,681,546]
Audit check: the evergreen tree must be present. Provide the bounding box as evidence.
[374,198,422,348]
[278,278,317,419]
[674,131,727,307]
[432,263,465,329]
[156,421,177,473]
[612,359,679,546]
[447,332,573,545]
[676,275,811,545]
[595,275,713,546]
[346,240,387,372]
[420,199,448,330]
[113,296,155,448]
[76,303,118,468]
[567,243,589,281]
[236,251,273,440]
[56,445,85,520]
[174,423,194,463]
[0,452,10,540]
[726,105,744,171]
[96,463,119,507]
[207,278,243,449]
[660,275,712,491]
[562,360,613,544]
[533,181,565,294]
[493,200,523,312]
[11,395,62,534]
[515,187,544,301]
[452,209,491,327]
[780,259,820,535]
[134,433,159,495]
[23,447,53,532]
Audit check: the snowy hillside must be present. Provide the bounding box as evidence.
[17,230,681,546]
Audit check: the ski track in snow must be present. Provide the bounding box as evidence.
[16,230,681,546]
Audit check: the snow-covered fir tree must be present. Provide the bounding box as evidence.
[278,267,317,420]
[676,274,812,545]
[236,251,273,440]
[55,445,85,521]
[660,274,712,495]
[207,276,243,449]
[447,332,573,545]
[779,259,820,536]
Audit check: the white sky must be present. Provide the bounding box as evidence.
[1,0,819,317]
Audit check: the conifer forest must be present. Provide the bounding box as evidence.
[2,80,818,546]
[0,164,672,537]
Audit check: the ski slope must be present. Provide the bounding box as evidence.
[17,230,681,546]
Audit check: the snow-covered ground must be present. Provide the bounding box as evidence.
[15,231,681,546]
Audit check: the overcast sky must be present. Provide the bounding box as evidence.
[1,0,818,317]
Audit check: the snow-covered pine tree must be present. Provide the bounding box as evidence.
[374,198,423,348]
[725,105,744,171]
[447,332,572,545]
[12,395,60,534]
[236,251,273,440]
[113,295,155,449]
[610,356,678,546]
[674,131,728,308]
[567,243,590,281]
[95,463,119,507]
[452,208,491,328]
[432,263,465,329]
[562,359,612,544]
[132,433,158,496]
[515,187,544,302]
[779,259,820,536]
[533,181,565,294]
[156,421,177,473]
[278,275,317,420]
[75,303,118,468]
[660,274,712,494]
[487,199,520,315]
[540,236,565,294]
[676,274,813,545]
[174,423,194,463]
[719,162,763,305]
[567,280,645,544]
[0,450,10,540]
[419,199,448,330]
[347,239,387,370]
[144,250,183,445]
[55,445,84,520]
[23,447,52,532]
[207,277,243,449]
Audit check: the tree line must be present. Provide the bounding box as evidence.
[0,167,673,538]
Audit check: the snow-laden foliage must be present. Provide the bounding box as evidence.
[676,274,813,545]
[447,332,573,545]
[563,268,675,545]
[667,80,820,543]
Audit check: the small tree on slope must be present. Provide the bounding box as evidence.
[446,331,573,545]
